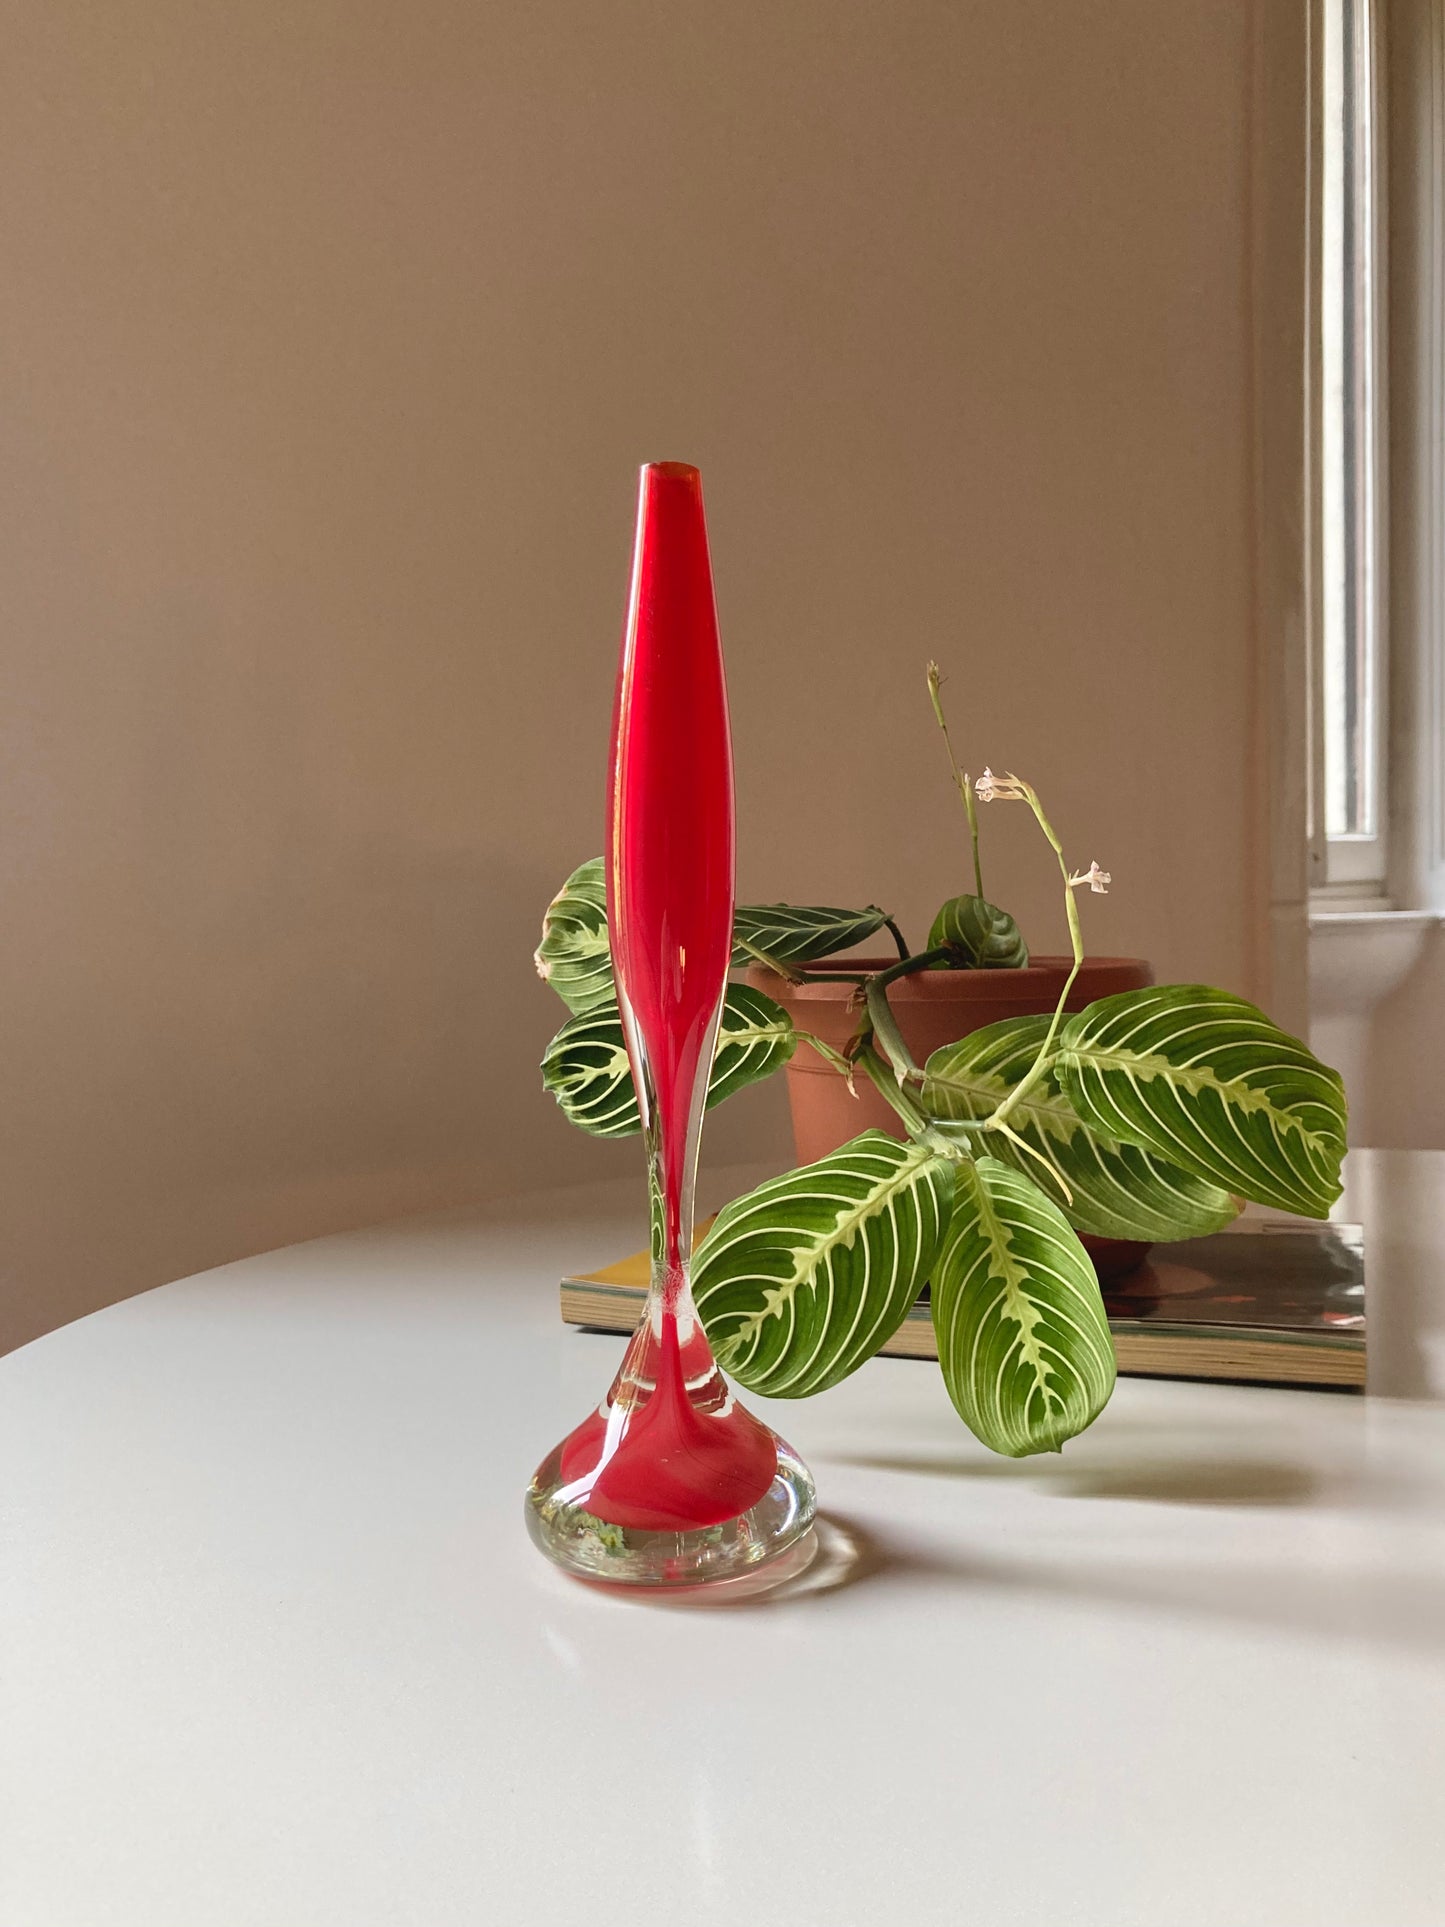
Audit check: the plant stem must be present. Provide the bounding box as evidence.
[928,1115,988,1142]
[990,1117,1075,1203]
[732,935,805,983]
[869,944,957,987]
[792,1029,855,1079]
[862,944,956,1088]
[853,1043,934,1138]
[883,915,911,961]
[964,776,984,901]
[983,778,1083,1132]
[927,661,985,899]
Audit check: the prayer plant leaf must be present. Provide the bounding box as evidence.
[926,894,1029,969]
[534,858,613,1016]
[692,1132,955,1396]
[1055,986,1348,1219]
[732,902,893,966]
[932,1155,1116,1457]
[921,1014,1239,1242]
[539,1001,635,1138]
[705,982,800,1108]
[541,981,796,1139]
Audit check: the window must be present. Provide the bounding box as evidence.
[1313,0,1387,893]
[1386,0,1445,915]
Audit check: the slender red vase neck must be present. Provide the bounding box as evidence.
[607,462,735,1282]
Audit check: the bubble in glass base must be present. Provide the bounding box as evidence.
[525,1436,816,1588]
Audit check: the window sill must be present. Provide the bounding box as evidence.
[1308,907,1442,930]
[1308,909,1441,1027]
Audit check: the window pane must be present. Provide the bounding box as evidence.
[1321,0,1379,841]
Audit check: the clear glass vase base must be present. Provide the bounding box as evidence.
[525,1438,817,1588]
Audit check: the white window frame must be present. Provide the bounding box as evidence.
[1308,0,1391,901]
[1387,0,1445,915]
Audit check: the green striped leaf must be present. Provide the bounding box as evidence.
[541,981,796,1139]
[1056,986,1347,1219]
[702,983,798,1107]
[539,1000,635,1137]
[932,1156,1116,1456]
[926,894,1028,969]
[732,902,893,966]
[534,858,613,1015]
[922,1015,1238,1242]
[692,1132,955,1396]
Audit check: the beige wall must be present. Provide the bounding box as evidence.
[1,1,1285,1352]
[1348,937,1445,1147]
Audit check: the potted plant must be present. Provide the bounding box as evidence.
[734,667,1158,1279]
[536,665,1348,1460]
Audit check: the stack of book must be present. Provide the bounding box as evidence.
[560,1217,1366,1389]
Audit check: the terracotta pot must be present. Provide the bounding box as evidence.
[745,952,1156,1283]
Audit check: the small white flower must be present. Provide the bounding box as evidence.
[1068,861,1112,895]
[975,768,1027,804]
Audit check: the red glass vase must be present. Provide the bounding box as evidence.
[525,463,816,1585]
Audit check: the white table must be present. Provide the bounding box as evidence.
[4,1151,1444,1927]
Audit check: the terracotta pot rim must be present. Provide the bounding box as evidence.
[744,954,1153,1002]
